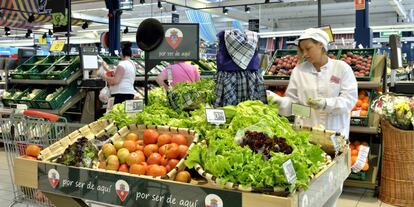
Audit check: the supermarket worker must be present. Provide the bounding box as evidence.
[267,28,358,207]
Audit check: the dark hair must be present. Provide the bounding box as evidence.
[122,42,132,57]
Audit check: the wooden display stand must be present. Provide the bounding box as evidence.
[13,149,350,207]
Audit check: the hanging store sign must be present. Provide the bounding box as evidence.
[45,0,71,33]
[149,23,199,61]
[380,31,402,38]
[38,163,242,207]
[248,19,260,32]
[119,0,134,10]
[172,13,180,23]
[50,40,66,52]
[355,0,366,10]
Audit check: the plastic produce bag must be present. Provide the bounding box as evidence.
[99,82,111,103]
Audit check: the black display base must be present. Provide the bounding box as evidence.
[389,81,414,94]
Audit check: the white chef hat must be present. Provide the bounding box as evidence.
[298,28,330,51]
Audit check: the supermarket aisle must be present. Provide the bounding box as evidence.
[0,147,396,207]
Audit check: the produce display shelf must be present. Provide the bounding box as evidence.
[135,76,157,81]
[13,149,350,207]
[357,81,381,89]
[34,91,86,115]
[263,80,290,86]
[345,166,378,190]
[9,70,82,85]
[349,126,378,134]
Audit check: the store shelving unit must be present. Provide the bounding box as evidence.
[4,55,84,116]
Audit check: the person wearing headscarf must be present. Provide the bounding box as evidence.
[214,29,267,106]
[267,28,358,207]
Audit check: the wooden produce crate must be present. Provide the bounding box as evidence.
[13,147,350,207]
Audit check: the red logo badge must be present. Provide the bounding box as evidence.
[330,75,340,84]
[165,28,183,50]
[115,180,130,202]
[48,169,60,189]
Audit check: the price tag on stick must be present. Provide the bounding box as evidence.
[205,109,226,125]
[330,134,339,154]
[124,100,144,113]
[106,97,115,113]
[283,159,297,184]
[352,145,370,172]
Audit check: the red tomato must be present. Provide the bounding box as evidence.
[166,145,179,159]
[143,144,159,158]
[177,145,188,158]
[143,129,159,145]
[159,145,168,156]
[147,153,162,165]
[160,155,169,166]
[157,134,172,146]
[168,159,180,169]
[147,165,167,177]
[129,164,146,175]
[171,134,188,146]
[118,164,129,173]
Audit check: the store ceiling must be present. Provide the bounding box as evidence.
[1,0,414,46]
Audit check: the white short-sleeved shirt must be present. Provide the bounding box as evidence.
[110,60,136,95]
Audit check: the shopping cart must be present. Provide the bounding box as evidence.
[1,109,81,207]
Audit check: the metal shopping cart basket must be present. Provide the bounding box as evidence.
[1,109,79,207]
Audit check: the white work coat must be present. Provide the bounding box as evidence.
[278,58,358,138]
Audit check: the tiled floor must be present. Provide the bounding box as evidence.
[0,146,396,207]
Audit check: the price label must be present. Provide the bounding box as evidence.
[330,134,339,153]
[291,103,311,118]
[352,145,370,172]
[205,109,226,125]
[106,97,115,113]
[50,40,65,52]
[282,159,296,184]
[12,104,28,114]
[124,100,144,113]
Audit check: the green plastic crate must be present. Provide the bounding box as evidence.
[327,49,341,60]
[102,56,119,65]
[55,55,79,66]
[32,84,78,109]
[350,90,375,126]
[22,56,47,65]
[27,65,53,80]
[10,65,35,79]
[265,49,298,80]
[348,170,368,181]
[46,62,80,80]
[41,55,64,64]
[338,49,376,81]
[15,88,44,108]
[2,88,30,107]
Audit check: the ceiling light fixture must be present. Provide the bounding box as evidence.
[245,5,250,13]
[25,29,32,38]
[265,0,270,3]
[223,7,228,15]
[5,27,10,36]
[158,0,163,9]
[172,4,176,12]
[140,0,145,3]
[42,33,47,39]
[28,14,35,23]
[123,26,129,34]
[82,21,88,29]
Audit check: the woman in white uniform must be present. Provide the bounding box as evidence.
[267,28,358,207]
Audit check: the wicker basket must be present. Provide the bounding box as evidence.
[39,119,118,161]
[98,124,199,180]
[379,119,414,206]
[192,126,345,194]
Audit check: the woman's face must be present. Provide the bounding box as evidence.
[299,39,324,65]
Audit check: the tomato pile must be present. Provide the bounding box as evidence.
[350,141,369,171]
[352,90,370,117]
[340,51,372,77]
[100,129,191,182]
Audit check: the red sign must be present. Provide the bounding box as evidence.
[355,0,366,10]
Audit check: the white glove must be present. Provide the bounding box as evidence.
[266,90,283,104]
[307,98,327,110]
